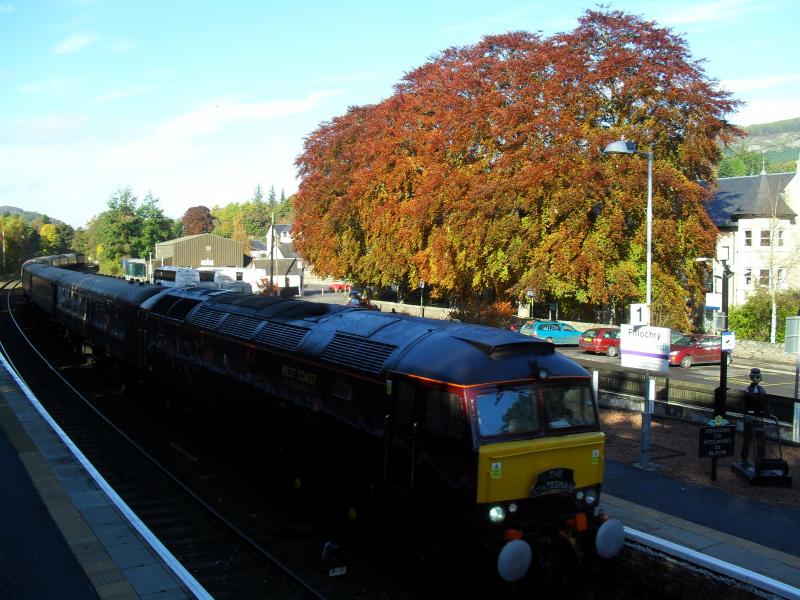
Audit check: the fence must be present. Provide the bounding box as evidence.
[594,366,798,443]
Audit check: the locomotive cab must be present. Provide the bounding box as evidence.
[466,379,623,581]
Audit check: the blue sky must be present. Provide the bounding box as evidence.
[1,0,797,228]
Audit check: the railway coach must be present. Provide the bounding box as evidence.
[21,258,624,584]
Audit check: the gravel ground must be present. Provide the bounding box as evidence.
[600,408,799,510]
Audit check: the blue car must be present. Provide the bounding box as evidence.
[519,321,583,345]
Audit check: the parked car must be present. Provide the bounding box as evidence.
[669,334,732,368]
[328,282,351,293]
[506,316,535,332]
[519,321,583,345]
[579,327,621,357]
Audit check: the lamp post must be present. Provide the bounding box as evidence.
[297,258,304,297]
[696,255,734,419]
[419,279,425,317]
[603,140,653,306]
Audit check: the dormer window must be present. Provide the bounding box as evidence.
[744,230,752,247]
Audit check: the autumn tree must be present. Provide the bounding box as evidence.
[293,9,740,328]
[182,206,215,235]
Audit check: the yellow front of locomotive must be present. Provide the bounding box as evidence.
[467,379,624,582]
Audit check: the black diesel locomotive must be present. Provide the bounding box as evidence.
[21,255,623,583]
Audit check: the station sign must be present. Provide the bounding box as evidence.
[620,324,670,373]
[698,425,735,458]
[721,331,736,352]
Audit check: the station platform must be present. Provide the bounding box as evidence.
[0,356,207,600]
[602,460,800,598]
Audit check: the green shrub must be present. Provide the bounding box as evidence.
[728,288,800,343]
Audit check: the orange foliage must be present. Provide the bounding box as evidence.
[294,9,740,315]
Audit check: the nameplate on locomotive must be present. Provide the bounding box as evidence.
[531,468,575,497]
[281,364,317,387]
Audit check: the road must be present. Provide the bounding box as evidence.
[558,346,799,399]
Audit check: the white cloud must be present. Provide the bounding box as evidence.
[53,34,96,55]
[657,0,761,26]
[0,114,89,145]
[730,99,800,126]
[0,90,338,226]
[108,40,136,53]
[153,90,342,144]
[92,86,154,104]
[722,73,800,93]
[20,81,43,93]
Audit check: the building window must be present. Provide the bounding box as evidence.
[778,268,786,285]
[744,268,752,286]
[760,230,771,247]
[744,230,752,246]
[778,230,785,247]
[759,269,770,286]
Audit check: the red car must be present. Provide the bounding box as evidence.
[578,327,621,357]
[669,334,732,368]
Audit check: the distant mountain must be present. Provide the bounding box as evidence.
[730,116,800,166]
[0,206,67,227]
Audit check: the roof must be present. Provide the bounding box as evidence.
[273,223,292,235]
[155,233,238,247]
[145,291,587,385]
[706,172,796,228]
[250,239,268,252]
[250,258,301,275]
[278,242,296,258]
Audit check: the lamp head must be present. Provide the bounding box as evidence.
[603,140,638,155]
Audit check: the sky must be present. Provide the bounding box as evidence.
[1,0,798,229]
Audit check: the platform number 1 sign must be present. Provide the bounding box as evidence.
[630,303,651,326]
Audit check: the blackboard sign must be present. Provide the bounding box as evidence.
[698,425,735,458]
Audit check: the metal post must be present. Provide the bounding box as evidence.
[646,151,653,306]
[794,349,799,443]
[269,211,275,296]
[298,260,304,297]
[638,377,655,468]
[419,280,425,318]
[715,262,730,418]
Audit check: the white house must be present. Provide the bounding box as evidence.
[706,158,800,308]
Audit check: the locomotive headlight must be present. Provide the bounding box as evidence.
[584,488,598,506]
[489,505,506,523]
[575,490,585,501]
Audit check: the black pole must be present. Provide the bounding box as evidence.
[715,262,730,418]
[269,210,275,296]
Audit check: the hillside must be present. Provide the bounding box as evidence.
[729,116,800,166]
[0,206,66,226]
